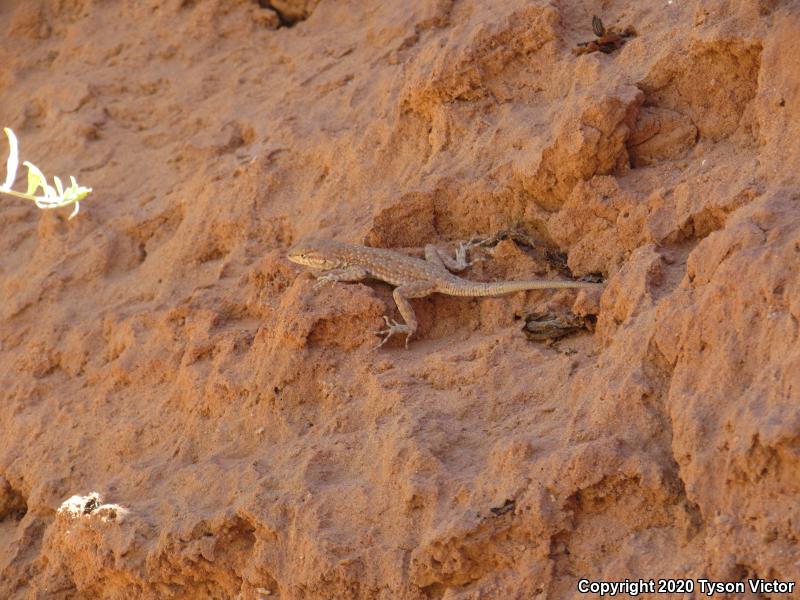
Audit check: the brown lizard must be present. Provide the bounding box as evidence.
[287,238,603,347]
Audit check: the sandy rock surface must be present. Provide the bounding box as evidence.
[0,0,798,598]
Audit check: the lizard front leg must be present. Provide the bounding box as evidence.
[313,266,369,289]
[376,281,436,348]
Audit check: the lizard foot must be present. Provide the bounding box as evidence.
[465,234,496,248]
[375,316,413,349]
[455,239,489,268]
[313,274,336,290]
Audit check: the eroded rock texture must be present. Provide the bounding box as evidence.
[0,0,798,598]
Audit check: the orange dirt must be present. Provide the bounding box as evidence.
[1,1,798,598]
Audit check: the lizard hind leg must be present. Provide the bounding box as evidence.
[375,281,435,348]
[424,239,486,273]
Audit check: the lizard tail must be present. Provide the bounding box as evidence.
[443,279,603,297]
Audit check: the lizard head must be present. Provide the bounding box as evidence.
[287,239,346,270]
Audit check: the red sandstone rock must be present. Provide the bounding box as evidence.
[0,0,798,598]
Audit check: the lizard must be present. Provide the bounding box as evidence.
[287,238,603,348]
